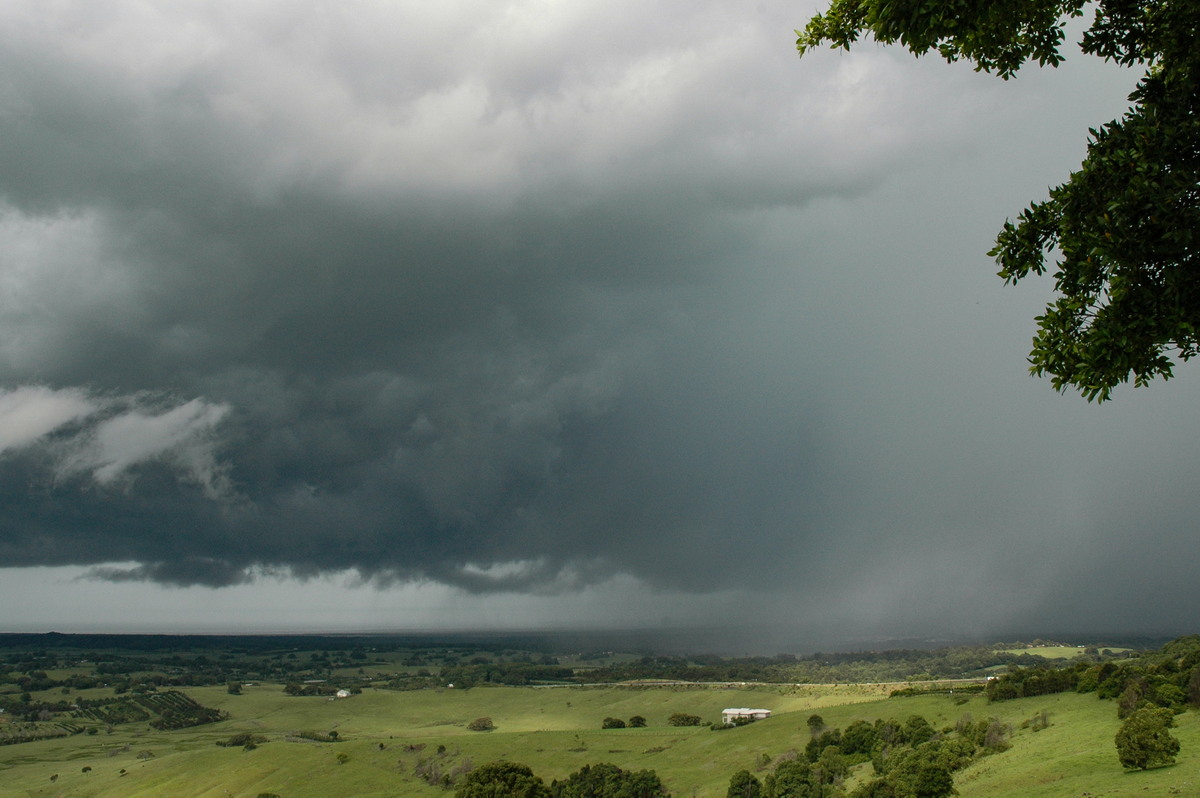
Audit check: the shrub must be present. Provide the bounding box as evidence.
[217,733,268,748]
[467,716,495,732]
[668,712,702,727]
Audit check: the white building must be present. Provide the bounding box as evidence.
[722,707,771,725]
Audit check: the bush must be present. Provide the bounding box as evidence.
[668,712,702,727]
[602,717,626,729]
[467,716,495,732]
[216,733,268,748]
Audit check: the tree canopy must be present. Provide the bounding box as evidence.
[550,763,671,798]
[1115,705,1181,769]
[798,0,1200,400]
[455,761,552,798]
[726,770,763,798]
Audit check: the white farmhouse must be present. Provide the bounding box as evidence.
[722,707,771,725]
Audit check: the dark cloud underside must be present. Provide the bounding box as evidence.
[0,0,1196,638]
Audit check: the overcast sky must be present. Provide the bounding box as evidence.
[0,0,1194,649]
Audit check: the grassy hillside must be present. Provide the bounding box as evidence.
[0,682,1195,797]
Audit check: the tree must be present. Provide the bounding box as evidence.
[807,714,826,737]
[813,746,849,787]
[602,716,627,729]
[806,729,842,762]
[727,770,762,798]
[902,715,935,747]
[615,769,671,798]
[550,763,670,798]
[772,759,815,798]
[850,780,899,798]
[456,761,552,798]
[883,748,956,798]
[1115,706,1181,769]
[467,716,495,732]
[798,0,1200,400]
[842,719,879,756]
[628,715,648,728]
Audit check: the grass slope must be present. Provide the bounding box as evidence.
[0,683,1195,797]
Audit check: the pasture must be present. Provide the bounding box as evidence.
[0,681,1195,797]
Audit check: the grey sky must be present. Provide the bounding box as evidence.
[0,0,1193,645]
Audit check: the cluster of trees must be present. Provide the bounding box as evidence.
[438,663,576,688]
[984,666,1083,701]
[282,682,351,697]
[725,711,1013,797]
[140,691,228,731]
[602,715,647,729]
[0,720,83,746]
[215,732,268,749]
[984,636,1199,770]
[68,690,226,731]
[986,634,1200,717]
[454,761,669,798]
[577,645,1100,685]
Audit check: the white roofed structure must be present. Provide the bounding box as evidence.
[722,707,771,725]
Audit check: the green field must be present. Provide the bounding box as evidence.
[995,646,1133,660]
[1,680,1196,797]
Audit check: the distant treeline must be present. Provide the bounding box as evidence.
[571,646,1080,685]
[0,633,1166,700]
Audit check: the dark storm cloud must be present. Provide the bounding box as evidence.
[2,0,1198,639]
[0,0,866,592]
